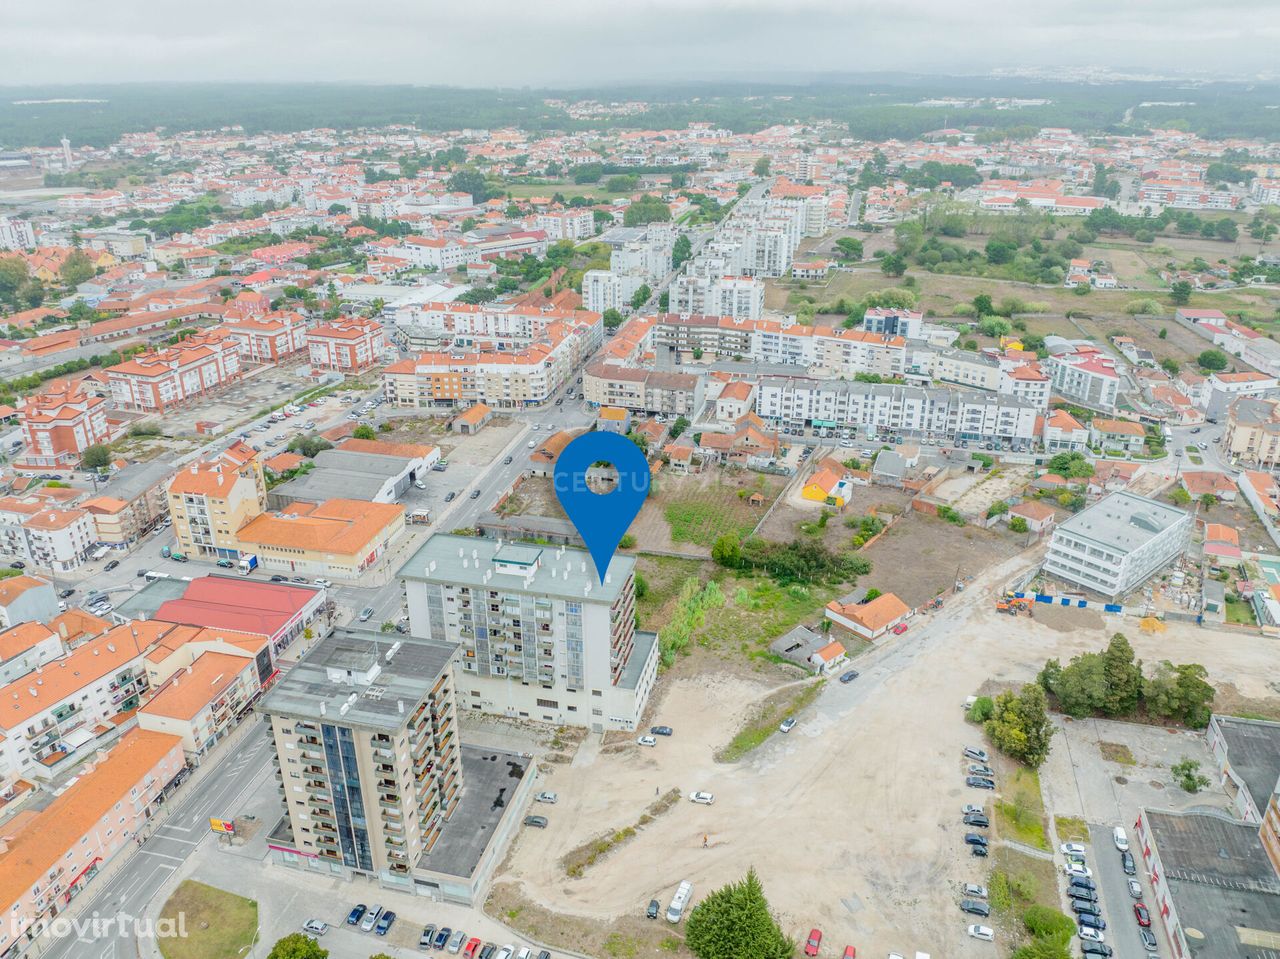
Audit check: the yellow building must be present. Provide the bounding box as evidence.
[166,441,266,560]
[802,467,848,507]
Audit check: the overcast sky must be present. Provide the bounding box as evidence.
[4,0,1278,87]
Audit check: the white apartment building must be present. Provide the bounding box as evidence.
[0,499,96,573]
[1251,179,1280,205]
[1046,348,1121,411]
[0,216,36,251]
[400,536,660,733]
[668,274,765,320]
[1138,180,1241,210]
[1043,491,1191,598]
[754,377,1039,443]
[862,308,923,339]
[582,270,646,314]
[535,209,595,241]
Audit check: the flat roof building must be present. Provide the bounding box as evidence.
[399,534,659,733]
[1044,491,1191,598]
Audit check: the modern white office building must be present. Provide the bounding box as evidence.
[399,535,659,733]
[1043,491,1191,598]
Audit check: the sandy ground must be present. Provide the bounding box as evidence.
[935,466,1034,517]
[496,550,1280,959]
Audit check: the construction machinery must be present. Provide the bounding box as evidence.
[995,596,1035,617]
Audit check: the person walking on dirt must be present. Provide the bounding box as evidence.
[703,834,708,848]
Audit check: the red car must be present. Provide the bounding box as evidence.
[842,948,857,959]
[464,938,483,958]
[1134,903,1151,927]
[891,623,908,635]
[804,929,823,957]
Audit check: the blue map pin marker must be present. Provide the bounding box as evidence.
[553,432,650,584]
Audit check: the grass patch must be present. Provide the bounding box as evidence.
[1055,816,1090,843]
[603,933,641,958]
[158,880,257,959]
[635,555,709,632]
[994,764,1050,851]
[1099,741,1137,765]
[695,574,845,662]
[989,847,1062,948]
[561,788,682,878]
[716,680,823,763]
[654,474,778,548]
[659,937,683,952]
[1226,596,1258,626]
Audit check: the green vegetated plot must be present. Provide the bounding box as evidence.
[994,764,1050,851]
[716,680,824,762]
[158,880,258,959]
[660,479,773,548]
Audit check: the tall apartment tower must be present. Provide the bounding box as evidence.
[257,628,463,880]
[399,535,659,733]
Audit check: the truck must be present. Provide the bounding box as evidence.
[238,553,259,574]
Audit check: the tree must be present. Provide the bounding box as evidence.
[1023,905,1076,944]
[1101,633,1142,717]
[672,234,693,268]
[1159,327,1168,339]
[985,238,1018,264]
[1053,652,1108,718]
[1216,218,1239,242]
[985,684,1054,768]
[1169,280,1193,305]
[684,867,793,959]
[1160,357,1181,375]
[446,168,493,203]
[711,534,741,569]
[834,237,863,261]
[668,415,690,440]
[623,196,671,228]
[352,424,376,440]
[59,251,95,287]
[1172,663,1214,728]
[863,588,882,602]
[753,157,772,178]
[602,308,623,330]
[1046,452,1093,479]
[1171,758,1211,793]
[266,933,328,959]
[1198,349,1229,371]
[972,293,994,317]
[630,284,651,311]
[986,501,1009,518]
[1008,516,1029,534]
[1169,487,1192,506]
[81,444,112,470]
[287,435,333,458]
[879,253,906,277]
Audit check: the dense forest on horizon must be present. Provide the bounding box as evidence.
[2,77,1279,149]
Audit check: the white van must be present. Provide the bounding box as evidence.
[666,880,693,923]
[1113,826,1129,852]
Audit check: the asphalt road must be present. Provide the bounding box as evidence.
[38,720,274,959]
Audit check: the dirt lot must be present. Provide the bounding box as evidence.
[759,483,912,548]
[933,465,1034,517]
[158,360,321,437]
[500,475,568,521]
[492,549,1280,959]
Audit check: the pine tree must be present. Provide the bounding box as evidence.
[1101,633,1142,716]
[685,868,793,959]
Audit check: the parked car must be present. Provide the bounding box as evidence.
[1134,903,1151,927]
[1121,850,1137,876]
[1070,877,1097,893]
[314,578,332,588]
[1127,879,1143,900]
[435,927,454,949]
[804,929,822,957]
[689,791,715,805]
[891,622,908,635]
[448,931,467,954]
[1069,888,1099,903]
[463,938,482,959]
[376,911,397,936]
[359,606,375,622]
[646,899,660,919]
[962,804,985,816]
[523,815,548,828]
[1140,929,1157,950]
[636,735,657,747]
[967,926,994,942]
[971,844,989,857]
[1061,843,1087,857]
[1072,902,1102,918]
[779,717,797,733]
[1080,944,1113,958]
[1078,914,1106,932]
[302,919,328,937]
[838,670,860,683]
[968,764,995,777]
[421,924,438,949]
[495,947,514,959]
[445,491,457,502]
[1079,928,1105,944]
[361,906,382,932]
[963,883,988,899]
[1113,826,1130,851]
[960,900,990,918]
[964,833,988,847]
[966,777,996,790]
[964,814,990,828]
[104,559,120,571]
[504,456,513,465]
[415,480,427,490]
[58,588,75,598]
[963,747,989,762]
[8,561,24,570]
[1063,863,1093,879]
[534,791,558,804]
[469,489,481,499]
[216,559,235,569]
[270,575,287,582]
[479,944,496,959]
[651,725,674,736]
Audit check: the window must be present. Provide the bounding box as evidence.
[536,698,558,709]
